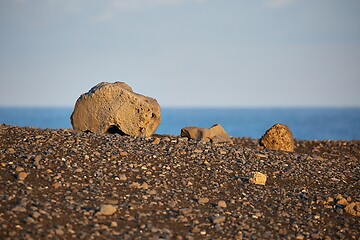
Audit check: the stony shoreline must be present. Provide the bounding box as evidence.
[0,124,359,239]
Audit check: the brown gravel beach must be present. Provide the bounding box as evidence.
[0,124,359,239]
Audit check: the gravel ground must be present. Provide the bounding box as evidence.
[0,124,359,239]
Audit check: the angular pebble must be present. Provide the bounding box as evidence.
[119,174,127,181]
[218,200,227,208]
[248,172,267,185]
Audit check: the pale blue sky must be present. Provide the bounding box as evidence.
[0,0,359,107]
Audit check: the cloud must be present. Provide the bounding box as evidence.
[95,0,207,21]
[265,0,296,9]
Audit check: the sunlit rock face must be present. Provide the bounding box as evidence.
[71,82,161,137]
[260,123,295,152]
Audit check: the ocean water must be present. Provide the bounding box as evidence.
[0,107,359,140]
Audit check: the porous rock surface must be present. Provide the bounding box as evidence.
[71,82,161,137]
[260,123,295,152]
[181,124,232,143]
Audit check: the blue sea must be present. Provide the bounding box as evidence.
[0,107,359,140]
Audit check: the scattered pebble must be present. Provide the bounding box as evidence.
[248,172,267,185]
[120,151,128,157]
[141,182,149,190]
[217,200,227,208]
[129,182,141,189]
[198,198,209,204]
[32,212,41,219]
[15,167,24,172]
[55,228,64,236]
[180,208,192,215]
[12,206,26,212]
[296,233,304,240]
[6,148,15,154]
[99,205,117,216]
[212,215,226,224]
[26,217,35,224]
[53,183,62,188]
[119,174,127,181]
[18,172,28,181]
[111,221,118,227]
[152,138,161,145]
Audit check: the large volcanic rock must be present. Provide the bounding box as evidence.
[71,82,161,137]
[260,123,295,152]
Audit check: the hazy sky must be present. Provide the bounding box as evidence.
[0,0,359,107]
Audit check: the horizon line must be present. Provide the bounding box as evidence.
[0,105,360,109]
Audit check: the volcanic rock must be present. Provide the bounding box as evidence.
[180,124,231,143]
[260,123,295,152]
[71,82,161,137]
